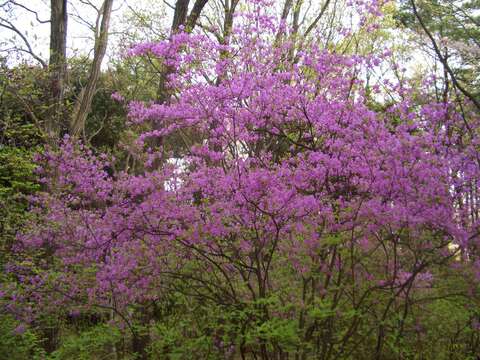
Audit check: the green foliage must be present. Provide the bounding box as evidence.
[0,146,39,197]
[148,322,215,360]
[0,315,45,360]
[251,317,300,351]
[48,324,126,360]
[0,116,41,269]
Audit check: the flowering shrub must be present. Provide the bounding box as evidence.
[5,1,480,358]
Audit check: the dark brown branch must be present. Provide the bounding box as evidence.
[280,0,293,21]
[162,0,175,10]
[304,0,331,37]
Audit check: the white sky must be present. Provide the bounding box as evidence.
[0,0,170,65]
[1,0,352,66]
[0,0,436,92]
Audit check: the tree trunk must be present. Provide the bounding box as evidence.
[70,0,114,138]
[172,0,190,33]
[48,0,67,140]
[186,0,208,31]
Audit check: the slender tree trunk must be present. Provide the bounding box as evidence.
[186,0,208,31]
[70,0,114,138]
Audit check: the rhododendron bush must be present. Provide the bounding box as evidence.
[4,1,480,358]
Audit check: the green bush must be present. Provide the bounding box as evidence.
[0,315,45,360]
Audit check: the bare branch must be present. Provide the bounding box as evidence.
[125,4,165,38]
[77,0,100,12]
[280,0,293,21]
[304,0,331,37]
[69,1,96,32]
[163,0,175,10]
[0,16,47,67]
[8,1,50,23]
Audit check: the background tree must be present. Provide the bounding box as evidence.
[396,0,480,110]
